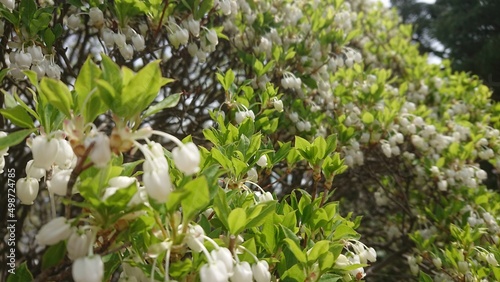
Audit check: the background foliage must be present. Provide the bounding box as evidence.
[1,0,500,281]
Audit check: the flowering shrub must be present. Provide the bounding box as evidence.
[1,0,500,281]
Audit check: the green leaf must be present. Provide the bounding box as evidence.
[332,224,358,241]
[41,241,66,270]
[283,238,307,263]
[0,106,34,128]
[120,60,163,118]
[75,57,105,122]
[246,201,276,229]
[228,208,247,235]
[307,240,330,263]
[181,176,210,220]
[419,271,433,282]
[43,28,56,49]
[225,69,235,90]
[6,262,33,282]
[20,0,36,27]
[40,78,74,117]
[142,93,181,118]
[318,273,342,282]
[194,0,213,20]
[361,112,374,124]
[0,129,37,150]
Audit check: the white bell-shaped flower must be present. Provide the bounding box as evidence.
[185,224,205,252]
[67,228,92,260]
[27,45,44,64]
[247,167,258,182]
[35,217,72,246]
[72,255,104,282]
[67,14,81,30]
[26,160,45,180]
[273,99,283,112]
[114,32,127,48]
[15,51,32,69]
[258,192,273,203]
[55,138,75,169]
[200,260,229,282]
[49,169,72,196]
[231,261,253,282]
[252,260,271,282]
[16,177,39,205]
[206,29,218,46]
[88,7,104,28]
[0,0,14,11]
[119,44,134,60]
[131,34,145,51]
[211,248,234,275]
[256,155,267,167]
[143,167,172,203]
[172,142,200,175]
[87,133,112,168]
[31,135,59,170]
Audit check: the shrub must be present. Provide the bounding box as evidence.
[1,0,500,281]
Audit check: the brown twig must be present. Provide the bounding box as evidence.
[65,143,94,218]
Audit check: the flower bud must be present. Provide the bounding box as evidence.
[88,7,104,28]
[114,32,127,48]
[101,28,115,48]
[432,257,442,269]
[35,217,72,246]
[132,34,145,51]
[31,135,59,169]
[256,155,267,167]
[16,177,39,205]
[486,253,499,266]
[273,99,283,112]
[72,255,104,282]
[119,44,134,60]
[252,260,271,282]
[231,261,253,282]
[206,29,218,46]
[172,142,201,175]
[67,14,81,30]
